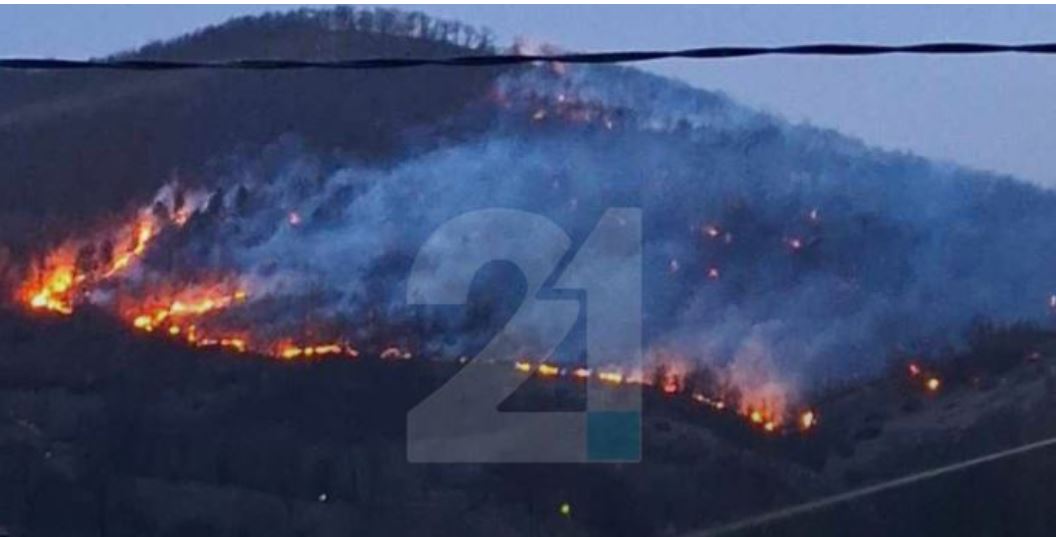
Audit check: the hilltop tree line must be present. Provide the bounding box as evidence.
[129,7,498,60]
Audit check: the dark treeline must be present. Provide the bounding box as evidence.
[0,8,506,260]
[126,7,497,61]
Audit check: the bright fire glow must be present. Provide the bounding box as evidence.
[16,181,822,435]
[799,410,817,431]
[926,377,941,392]
[597,370,624,385]
[537,363,560,377]
[23,265,76,315]
[277,341,357,360]
[18,182,207,317]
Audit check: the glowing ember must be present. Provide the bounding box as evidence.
[786,237,803,251]
[380,347,412,360]
[537,363,560,377]
[132,315,152,330]
[799,410,817,431]
[926,377,941,392]
[200,337,248,353]
[908,363,921,376]
[703,225,721,239]
[288,211,302,226]
[661,383,678,395]
[597,370,624,385]
[277,341,357,360]
[707,266,720,280]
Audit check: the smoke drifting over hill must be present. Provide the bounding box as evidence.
[18,56,1056,411]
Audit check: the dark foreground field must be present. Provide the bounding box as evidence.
[2,308,1056,537]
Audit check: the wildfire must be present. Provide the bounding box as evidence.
[660,374,680,395]
[18,181,208,317]
[102,219,155,278]
[199,337,249,353]
[906,361,942,394]
[745,406,779,433]
[16,181,823,436]
[277,341,358,360]
[10,183,337,361]
[507,356,810,436]
[597,370,625,385]
[126,288,249,333]
[23,265,76,315]
[537,363,561,377]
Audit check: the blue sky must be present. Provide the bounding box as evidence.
[2,5,1055,186]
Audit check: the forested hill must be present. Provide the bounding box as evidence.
[0,8,504,245]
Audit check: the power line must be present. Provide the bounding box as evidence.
[5,42,1056,70]
[685,433,1056,537]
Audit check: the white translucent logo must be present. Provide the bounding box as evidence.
[407,208,642,463]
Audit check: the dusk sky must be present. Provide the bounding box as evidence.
[2,5,1055,186]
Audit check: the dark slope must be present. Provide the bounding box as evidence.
[0,8,504,246]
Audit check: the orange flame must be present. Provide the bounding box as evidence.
[18,182,207,317]
[276,340,358,360]
[537,363,560,377]
[23,264,76,315]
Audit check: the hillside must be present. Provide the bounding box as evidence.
[0,7,503,248]
[6,7,1056,537]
